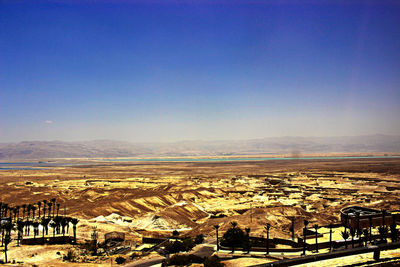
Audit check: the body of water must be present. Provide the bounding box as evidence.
[104,155,400,162]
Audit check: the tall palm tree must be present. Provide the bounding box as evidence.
[42,200,47,219]
[3,222,13,263]
[47,202,52,218]
[71,218,79,244]
[56,203,60,217]
[245,228,251,253]
[329,224,333,252]
[51,198,56,218]
[13,207,18,222]
[31,206,36,219]
[66,217,71,234]
[22,204,26,221]
[37,201,42,218]
[265,223,271,255]
[54,216,62,235]
[368,215,373,243]
[15,206,20,221]
[61,217,68,237]
[27,204,31,220]
[214,225,220,251]
[40,217,50,242]
[303,220,309,255]
[314,224,319,252]
[16,220,24,246]
[32,222,39,239]
[50,221,57,238]
[25,220,32,236]
[3,204,8,219]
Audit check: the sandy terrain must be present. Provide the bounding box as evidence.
[0,157,399,265]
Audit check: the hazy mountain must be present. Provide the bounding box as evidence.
[0,134,399,160]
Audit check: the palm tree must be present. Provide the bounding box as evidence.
[54,216,62,235]
[314,224,319,253]
[25,220,32,236]
[16,220,24,246]
[22,204,26,220]
[27,204,31,220]
[41,217,51,244]
[15,206,20,221]
[61,217,68,237]
[37,201,42,218]
[214,225,220,251]
[245,228,251,253]
[51,198,56,218]
[390,224,399,243]
[31,206,36,219]
[42,200,47,219]
[13,207,18,222]
[369,215,373,243]
[32,222,39,239]
[290,217,295,241]
[66,217,71,234]
[329,224,334,252]
[3,222,13,263]
[341,230,349,249]
[3,204,8,219]
[1,221,4,247]
[71,218,79,244]
[56,203,60,217]
[265,223,271,255]
[47,202,52,218]
[303,220,309,255]
[50,221,57,238]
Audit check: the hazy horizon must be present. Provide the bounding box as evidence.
[2,133,399,145]
[1,1,399,143]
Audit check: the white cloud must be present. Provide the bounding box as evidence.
[44,120,53,124]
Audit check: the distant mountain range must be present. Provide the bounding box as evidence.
[0,134,399,160]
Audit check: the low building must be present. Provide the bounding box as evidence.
[340,206,398,229]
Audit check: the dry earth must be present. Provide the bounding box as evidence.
[1,157,400,265]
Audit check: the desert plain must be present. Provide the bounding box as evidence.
[1,155,400,266]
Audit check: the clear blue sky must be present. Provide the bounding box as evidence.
[1,0,399,142]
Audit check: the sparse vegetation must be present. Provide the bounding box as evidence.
[220,221,245,253]
[204,255,224,267]
[194,234,204,244]
[115,256,126,265]
[167,254,203,266]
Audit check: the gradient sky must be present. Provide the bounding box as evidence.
[1,0,400,143]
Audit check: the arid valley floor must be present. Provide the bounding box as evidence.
[1,156,400,266]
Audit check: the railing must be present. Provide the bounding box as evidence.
[249,241,400,267]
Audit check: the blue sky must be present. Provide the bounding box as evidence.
[1,0,399,142]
